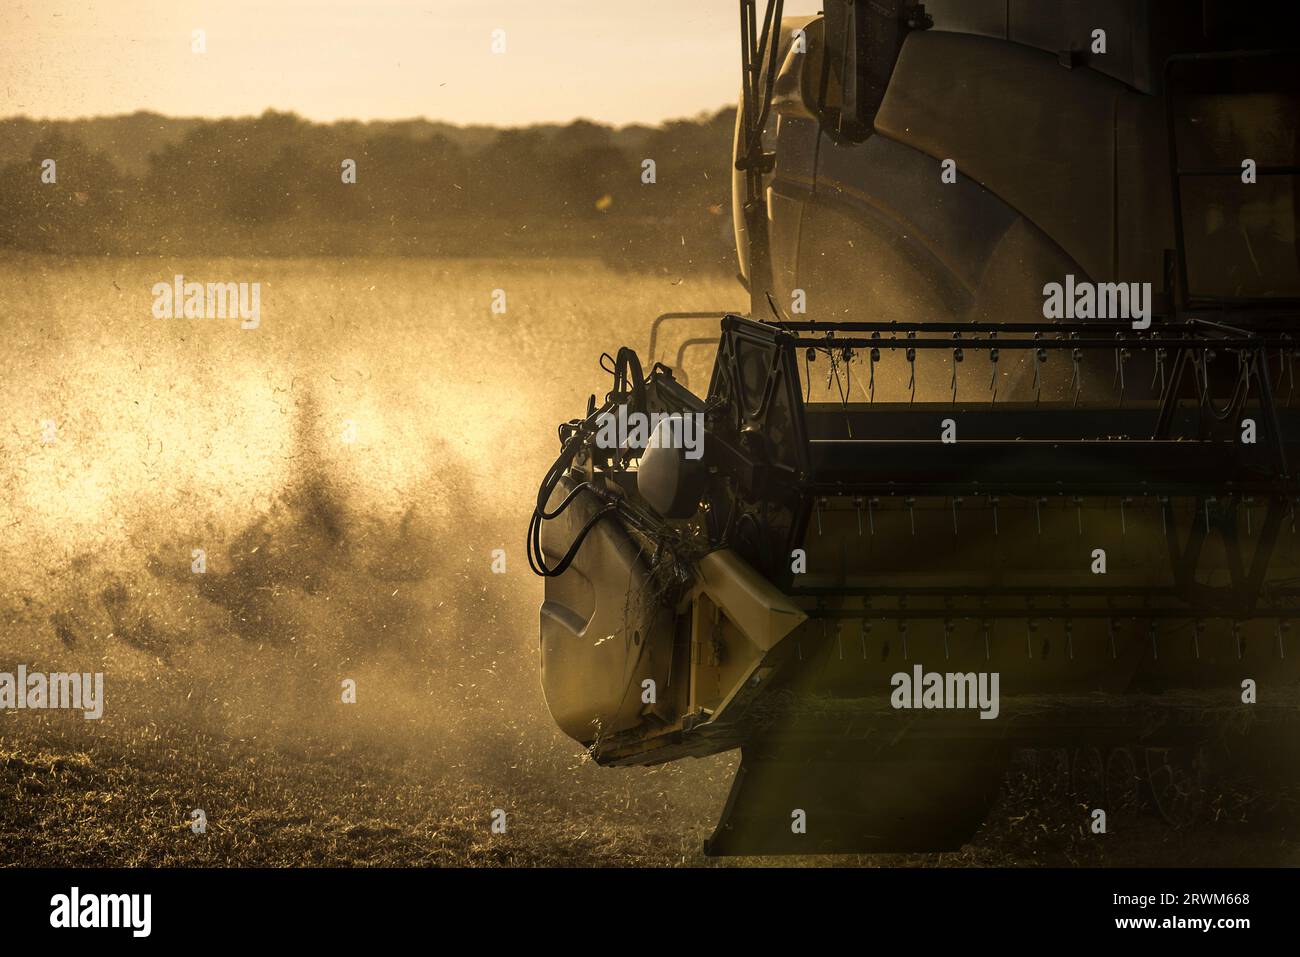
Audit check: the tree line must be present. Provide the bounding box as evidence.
[0,109,738,272]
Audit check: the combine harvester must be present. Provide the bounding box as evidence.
[529,0,1300,854]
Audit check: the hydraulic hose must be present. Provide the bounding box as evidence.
[527,346,647,578]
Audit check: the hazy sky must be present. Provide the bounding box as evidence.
[0,0,824,125]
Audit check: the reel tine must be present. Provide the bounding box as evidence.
[1113,333,1130,406]
[1033,332,1046,405]
[868,332,879,403]
[951,331,964,405]
[988,332,999,404]
[906,331,917,404]
[1069,333,1082,408]
[1151,345,1167,394]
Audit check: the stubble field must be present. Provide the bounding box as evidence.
[0,253,1295,866]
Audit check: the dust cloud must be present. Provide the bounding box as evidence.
[0,254,745,864]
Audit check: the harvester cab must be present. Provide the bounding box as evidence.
[530,1,1300,855]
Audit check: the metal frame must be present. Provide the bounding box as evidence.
[703,314,1300,621]
[737,0,785,319]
